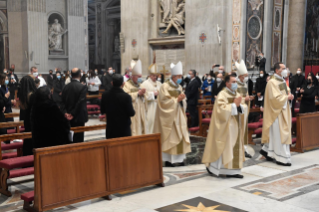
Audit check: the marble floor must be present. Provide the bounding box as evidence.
[1,116,319,211]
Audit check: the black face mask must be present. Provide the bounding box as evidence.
[307,79,312,85]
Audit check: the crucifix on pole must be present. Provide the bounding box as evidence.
[160,65,171,81]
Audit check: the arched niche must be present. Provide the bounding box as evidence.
[47,12,67,55]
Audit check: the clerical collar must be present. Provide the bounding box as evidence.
[274,74,284,81]
[237,80,245,86]
[226,87,236,95]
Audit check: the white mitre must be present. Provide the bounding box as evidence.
[235,60,248,76]
[170,61,183,76]
[132,59,142,76]
[148,63,157,75]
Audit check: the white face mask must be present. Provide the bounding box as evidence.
[33,72,38,77]
[81,73,83,77]
[281,69,288,78]
[243,77,249,83]
[216,78,222,82]
[108,70,113,74]
[316,76,319,79]
[157,78,161,82]
[218,70,223,74]
[260,74,264,78]
[297,70,301,74]
[207,77,212,81]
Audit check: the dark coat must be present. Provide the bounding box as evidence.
[80,75,87,84]
[31,99,70,149]
[293,74,306,89]
[101,87,135,139]
[185,78,200,106]
[52,78,65,105]
[299,85,317,114]
[212,80,226,98]
[61,80,88,124]
[23,93,35,156]
[259,58,266,71]
[0,88,7,135]
[47,74,55,89]
[101,73,113,92]
[0,86,13,121]
[255,76,267,96]
[7,73,19,99]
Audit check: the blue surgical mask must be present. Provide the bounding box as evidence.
[187,74,191,79]
[5,80,8,85]
[177,78,182,84]
[137,78,143,83]
[57,75,61,79]
[231,83,238,91]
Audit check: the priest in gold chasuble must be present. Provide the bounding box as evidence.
[140,55,162,134]
[154,62,191,167]
[260,63,294,166]
[202,75,246,178]
[235,60,254,159]
[123,60,148,136]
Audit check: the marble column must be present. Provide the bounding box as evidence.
[286,0,306,74]
[263,0,273,72]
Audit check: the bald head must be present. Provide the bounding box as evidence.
[71,68,81,79]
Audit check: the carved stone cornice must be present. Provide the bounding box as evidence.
[148,36,185,46]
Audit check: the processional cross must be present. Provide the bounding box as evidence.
[160,65,171,80]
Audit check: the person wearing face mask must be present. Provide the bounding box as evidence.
[292,68,306,97]
[140,55,162,134]
[47,69,56,90]
[8,64,19,100]
[211,73,226,101]
[235,60,255,159]
[123,60,148,135]
[80,69,87,85]
[101,67,114,92]
[52,71,65,108]
[154,61,191,167]
[255,70,268,107]
[185,69,201,127]
[202,73,215,100]
[30,66,47,88]
[86,69,102,105]
[202,74,245,179]
[299,73,317,114]
[0,74,14,122]
[261,62,294,166]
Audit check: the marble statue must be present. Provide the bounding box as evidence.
[48,19,67,51]
[160,0,185,35]
[217,24,222,45]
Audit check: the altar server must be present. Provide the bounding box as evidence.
[260,63,294,166]
[123,59,147,135]
[140,55,162,133]
[154,62,191,167]
[202,74,246,178]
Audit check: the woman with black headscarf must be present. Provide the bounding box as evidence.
[18,76,37,155]
[299,72,317,114]
[255,70,268,107]
[31,86,70,149]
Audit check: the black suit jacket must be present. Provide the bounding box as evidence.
[212,81,226,98]
[185,78,200,106]
[61,80,88,123]
[8,73,19,99]
[47,74,56,89]
[53,78,65,104]
[259,58,266,71]
[101,73,113,91]
[101,87,135,139]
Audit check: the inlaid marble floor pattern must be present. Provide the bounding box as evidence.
[1,115,319,211]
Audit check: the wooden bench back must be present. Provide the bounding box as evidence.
[33,134,163,212]
[291,112,319,153]
[86,94,102,99]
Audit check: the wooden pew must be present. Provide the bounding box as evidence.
[197,104,214,137]
[22,134,164,212]
[291,112,319,153]
[86,94,102,99]
[4,113,20,119]
[0,124,106,196]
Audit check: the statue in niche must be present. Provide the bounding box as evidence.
[159,0,185,36]
[48,19,68,51]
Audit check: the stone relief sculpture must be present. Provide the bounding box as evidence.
[48,19,67,51]
[159,0,185,36]
[114,36,120,53]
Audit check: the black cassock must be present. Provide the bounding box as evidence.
[299,85,318,114]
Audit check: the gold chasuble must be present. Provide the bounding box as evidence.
[123,79,148,136]
[154,81,191,156]
[202,88,245,171]
[262,76,292,145]
[237,81,250,146]
[140,78,162,134]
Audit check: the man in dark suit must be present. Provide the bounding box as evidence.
[101,67,114,92]
[259,52,266,71]
[185,70,200,127]
[101,74,135,139]
[212,73,226,101]
[47,69,56,90]
[61,68,88,143]
[8,64,19,100]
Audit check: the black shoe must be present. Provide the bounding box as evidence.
[226,174,244,179]
[276,161,292,166]
[206,167,213,174]
[259,149,273,161]
[165,161,175,167]
[245,151,252,158]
